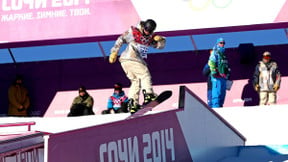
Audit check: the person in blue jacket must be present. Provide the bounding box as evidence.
[208,38,230,108]
[102,83,129,114]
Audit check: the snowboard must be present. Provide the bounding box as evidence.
[126,90,172,119]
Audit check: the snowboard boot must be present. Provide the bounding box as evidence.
[142,89,157,105]
[128,98,140,114]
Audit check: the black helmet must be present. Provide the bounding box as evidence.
[143,19,157,33]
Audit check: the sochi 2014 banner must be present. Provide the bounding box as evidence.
[47,112,194,162]
[1,0,287,44]
[0,0,140,44]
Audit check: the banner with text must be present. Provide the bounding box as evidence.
[0,0,140,43]
[47,112,193,161]
[1,0,287,44]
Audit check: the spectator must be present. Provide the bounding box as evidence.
[202,63,212,107]
[109,19,166,114]
[208,38,231,108]
[8,75,30,117]
[67,86,95,117]
[102,83,129,114]
[202,50,213,107]
[253,51,281,105]
[241,78,259,106]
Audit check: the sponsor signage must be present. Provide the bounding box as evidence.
[0,0,140,43]
[48,113,193,161]
[1,0,287,45]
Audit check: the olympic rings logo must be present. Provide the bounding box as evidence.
[184,0,233,11]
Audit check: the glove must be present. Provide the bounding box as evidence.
[153,35,164,42]
[18,108,25,112]
[273,84,280,91]
[212,73,221,78]
[211,70,220,78]
[254,84,260,92]
[17,105,25,112]
[109,52,118,63]
[220,73,227,79]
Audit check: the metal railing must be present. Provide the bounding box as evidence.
[0,121,44,162]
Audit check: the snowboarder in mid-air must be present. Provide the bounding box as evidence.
[109,19,166,114]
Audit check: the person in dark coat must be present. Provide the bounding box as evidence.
[67,86,94,117]
[8,75,30,116]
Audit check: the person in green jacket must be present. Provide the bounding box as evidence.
[67,86,95,117]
